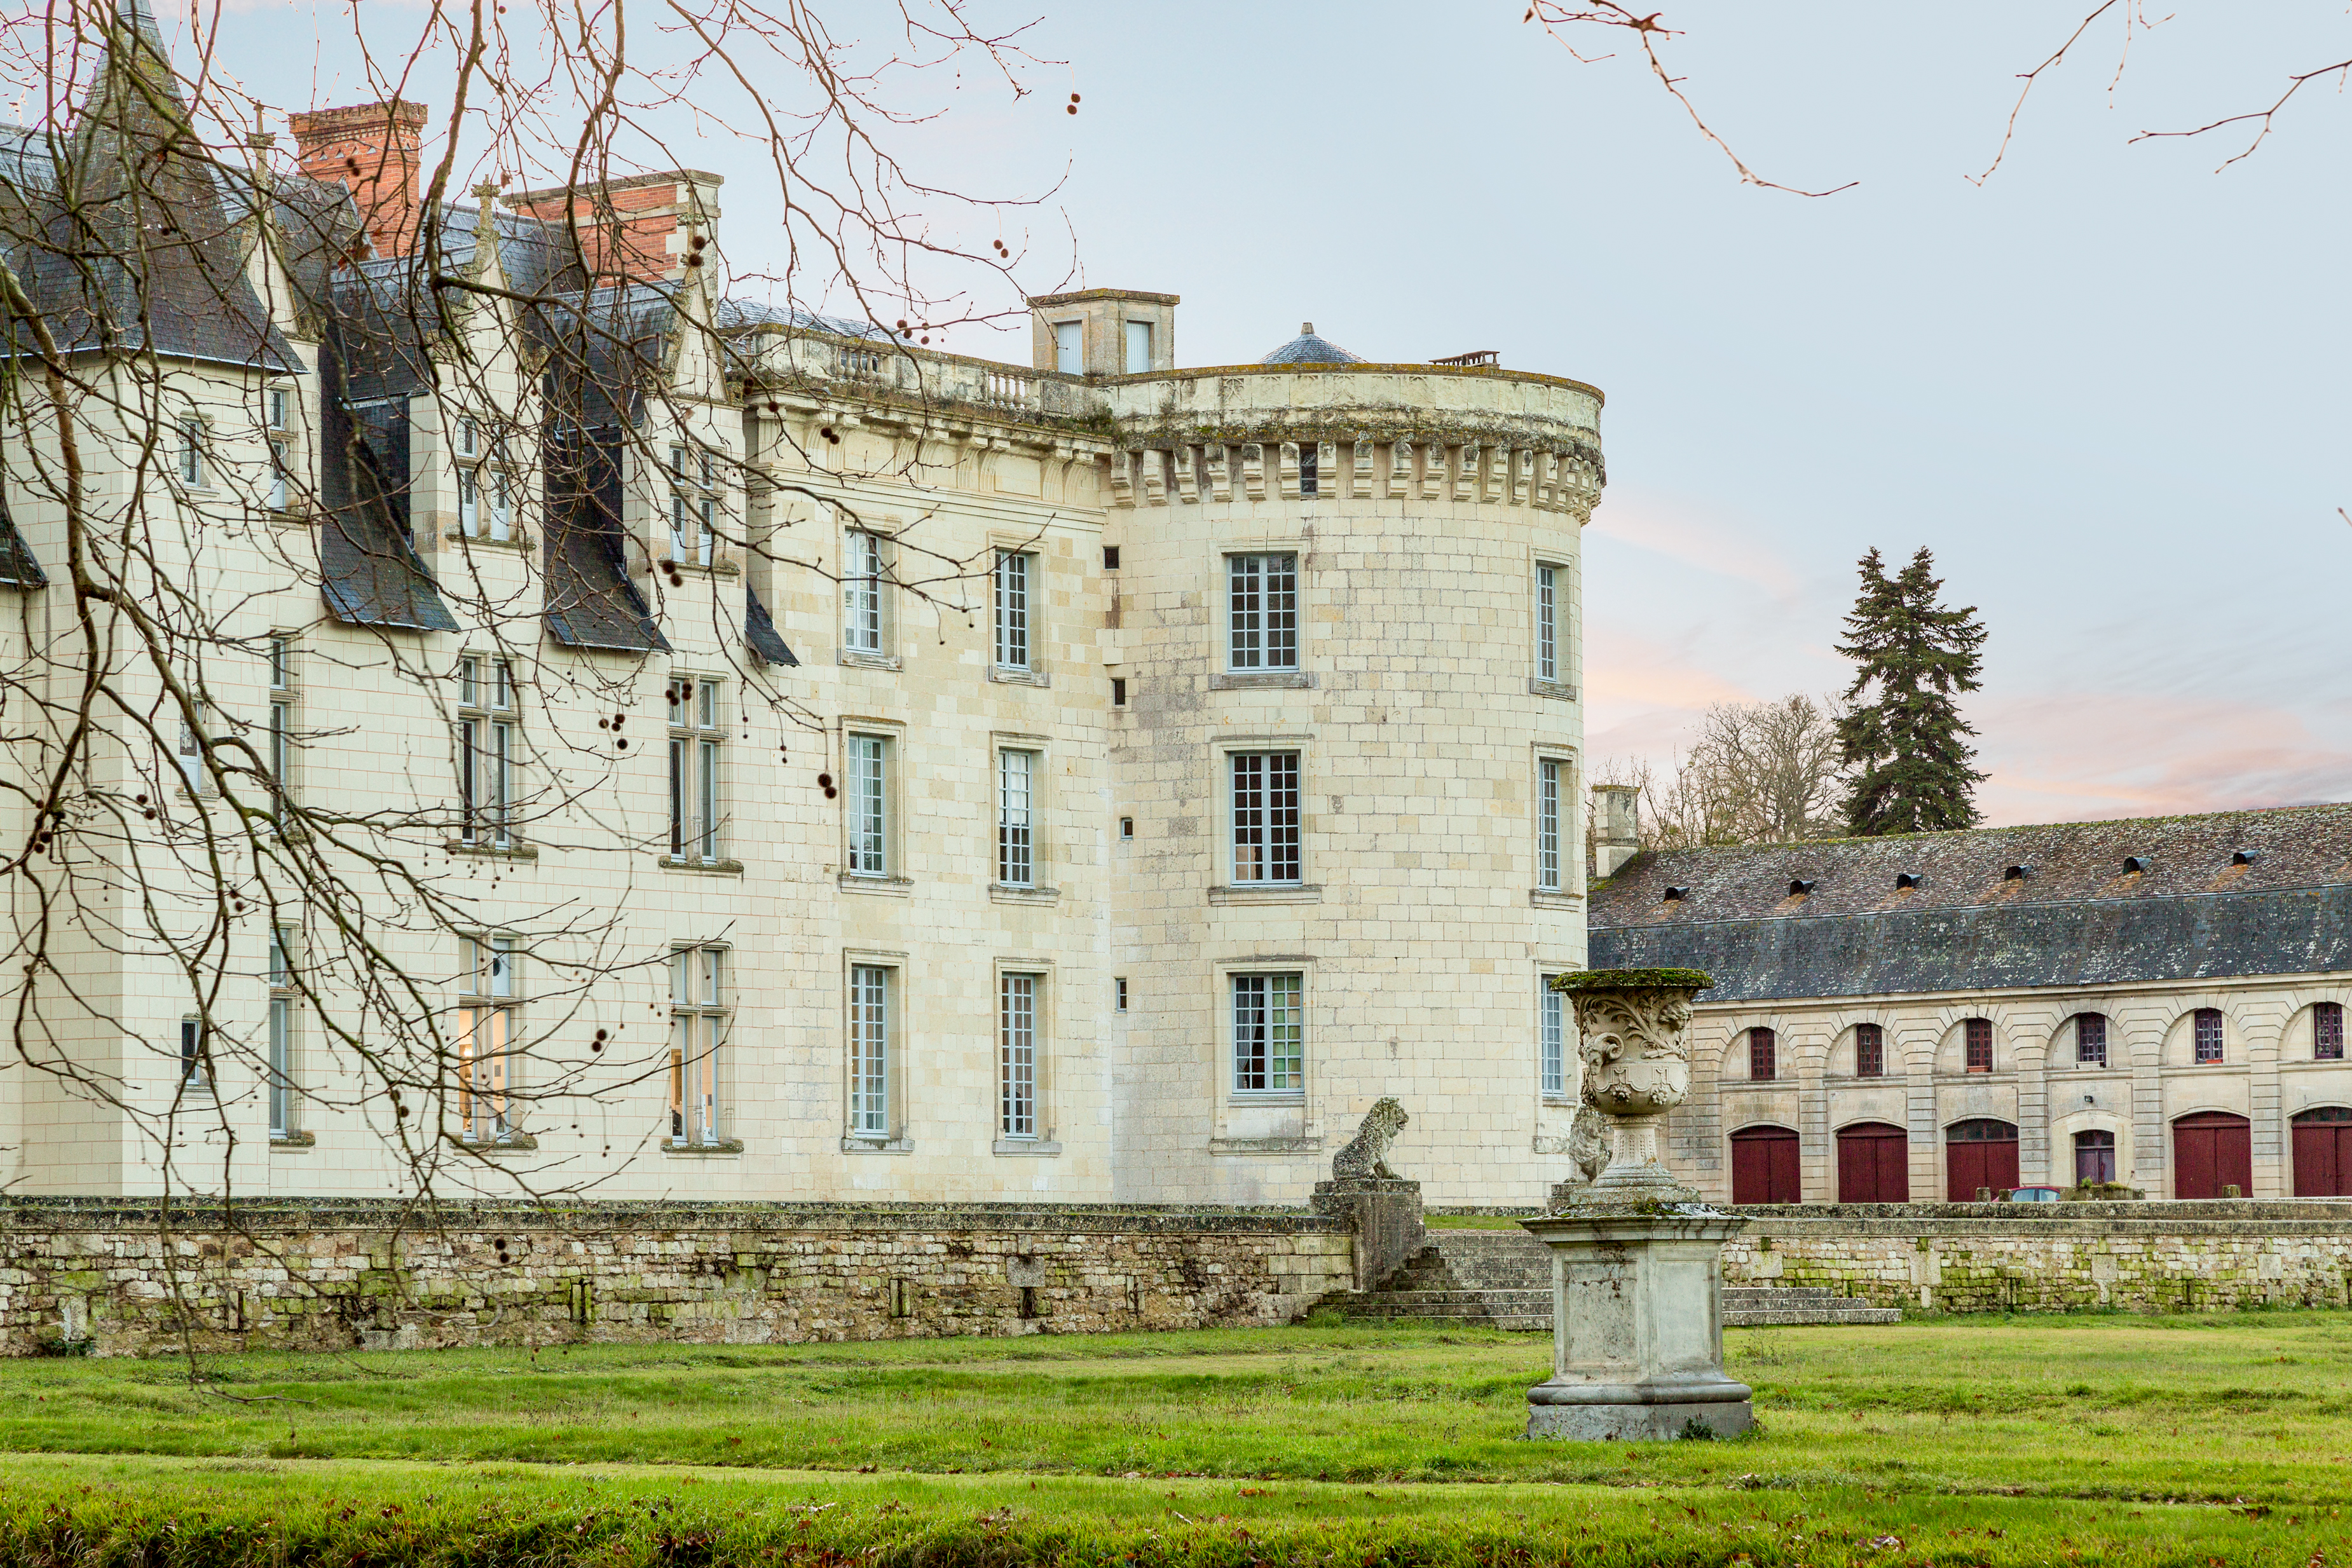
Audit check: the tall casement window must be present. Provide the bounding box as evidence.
[2317,1002,2346,1061]
[458,655,516,849]
[265,387,293,512]
[1540,979,1567,1098]
[1855,1021,1884,1078]
[1230,751,1301,885]
[1535,564,1560,682]
[2075,1012,2109,1067]
[1964,1017,1994,1073]
[175,700,211,794]
[1227,553,1298,671]
[1748,1026,1777,1082]
[1232,973,1304,1096]
[456,934,517,1143]
[999,972,1039,1140]
[997,749,1036,887]
[266,636,294,808]
[847,964,891,1136]
[177,416,205,485]
[667,678,724,864]
[992,550,1032,670]
[845,735,889,876]
[843,530,885,653]
[669,945,727,1147]
[1536,758,1564,890]
[451,416,512,543]
[2193,1007,2225,1063]
[268,926,296,1138]
[667,446,716,566]
[179,1016,209,1087]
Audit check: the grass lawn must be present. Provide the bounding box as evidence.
[1,1314,2346,1564]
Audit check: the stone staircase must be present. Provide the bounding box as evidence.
[1330,1228,1900,1330]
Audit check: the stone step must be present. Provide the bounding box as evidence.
[1346,1289,1552,1307]
[1330,1282,1901,1332]
[1724,1287,1845,1306]
[1726,1304,1904,1327]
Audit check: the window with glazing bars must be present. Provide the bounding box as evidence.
[1749,1026,1777,1082]
[1227,553,1297,670]
[268,435,291,511]
[1855,1021,1884,1077]
[1233,973,1304,1094]
[268,926,295,1137]
[1000,973,1037,1139]
[846,735,887,875]
[1541,982,1566,1098]
[669,493,714,566]
[1536,564,1559,681]
[843,531,884,652]
[2194,1007,2224,1063]
[2318,1002,2346,1061]
[1230,752,1301,884]
[2075,1012,2108,1067]
[1964,1017,1993,1072]
[668,679,723,863]
[993,550,1031,669]
[1537,758,1563,890]
[458,657,516,848]
[670,946,725,1145]
[177,417,203,484]
[997,749,1035,886]
[457,935,517,1143]
[849,964,890,1135]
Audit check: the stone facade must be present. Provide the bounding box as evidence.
[0,1200,1353,1356]
[1724,1201,2352,1313]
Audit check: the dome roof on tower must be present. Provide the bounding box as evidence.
[1260,322,1363,365]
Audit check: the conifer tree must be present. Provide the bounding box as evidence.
[1834,547,1988,835]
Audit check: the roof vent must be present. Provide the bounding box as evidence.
[1662,885,1690,903]
[2232,849,2261,866]
[1896,872,1923,890]
[1788,879,1815,897]
[2004,864,2032,882]
[2123,856,2150,875]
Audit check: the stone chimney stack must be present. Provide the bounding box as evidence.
[1589,784,1641,880]
[288,100,428,260]
[507,171,724,285]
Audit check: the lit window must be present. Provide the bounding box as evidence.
[2318,1002,2345,1061]
[843,531,884,653]
[667,679,724,864]
[1000,973,1039,1140]
[2194,1007,2224,1064]
[2075,1012,2107,1067]
[1537,758,1564,891]
[1749,1026,1777,1082]
[1536,564,1559,682]
[669,946,727,1147]
[993,550,1032,669]
[1856,1021,1884,1078]
[997,749,1036,887]
[846,735,889,875]
[848,964,891,1136]
[1233,973,1304,1094]
[1227,554,1298,671]
[457,936,518,1143]
[1541,980,1566,1098]
[1230,751,1301,885]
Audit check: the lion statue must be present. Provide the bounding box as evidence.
[1331,1097,1409,1182]
[1568,1103,1612,1185]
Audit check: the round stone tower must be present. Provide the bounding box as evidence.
[1097,324,1604,1205]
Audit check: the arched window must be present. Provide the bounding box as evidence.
[1854,1022,1884,1078]
[2292,1107,2352,1197]
[2193,1008,2225,1064]
[2073,1012,2107,1068]
[2316,1003,2344,1062]
[1748,1026,1777,1082]
[1945,1117,2020,1201]
[2072,1128,2116,1185]
[1964,1018,1993,1074]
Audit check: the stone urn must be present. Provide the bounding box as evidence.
[1521,967,1753,1442]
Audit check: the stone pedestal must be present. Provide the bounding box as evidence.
[1311,1178,1424,1293]
[1524,966,1750,1441]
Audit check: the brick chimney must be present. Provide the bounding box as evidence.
[507,170,723,285]
[288,100,428,260]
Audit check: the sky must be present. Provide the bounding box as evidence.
[182,0,2352,827]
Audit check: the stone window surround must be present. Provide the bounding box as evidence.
[837,514,903,662]
[1214,732,1311,896]
[987,531,1045,679]
[1536,960,1577,1106]
[1531,742,1578,900]
[1215,538,1306,678]
[838,716,905,884]
[1215,954,1315,1115]
[992,955,1060,1156]
[841,946,910,1152]
[991,729,1052,894]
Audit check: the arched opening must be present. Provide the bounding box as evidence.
[2172,1111,2252,1199]
[1728,1124,1800,1205]
[2291,1107,2352,1197]
[1944,1117,2020,1201]
[1836,1122,1908,1203]
[2072,1128,2116,1186]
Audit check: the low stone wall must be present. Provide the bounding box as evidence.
[0,1199,1355,1356]
[1724,1200,2352,1312]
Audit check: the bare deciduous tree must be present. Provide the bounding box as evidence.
[1597,693,1848,851]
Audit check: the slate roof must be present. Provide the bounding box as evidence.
[1587,804,2352,1001]
[1260,324,1363,365]
[744,585,796,665]
[542,427,668,654]
[314,340,457,633]
[0,493,47,588]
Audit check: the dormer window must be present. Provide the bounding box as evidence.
[1896,871,1922,889]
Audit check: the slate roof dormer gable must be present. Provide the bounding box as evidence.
[11,0,297,373]
[1588,803,2352,1001]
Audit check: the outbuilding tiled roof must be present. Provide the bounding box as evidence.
[1587,804,2352,1001]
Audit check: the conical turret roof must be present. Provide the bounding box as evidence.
[1260,321,1362,365]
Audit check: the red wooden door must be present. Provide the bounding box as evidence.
[2173,1112,2253,1199]
[1836,1123,1910,1203]
[2291,1110,2352,1197]
[1730,1126,1801,1204]
[1945,1120,2021,1201]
